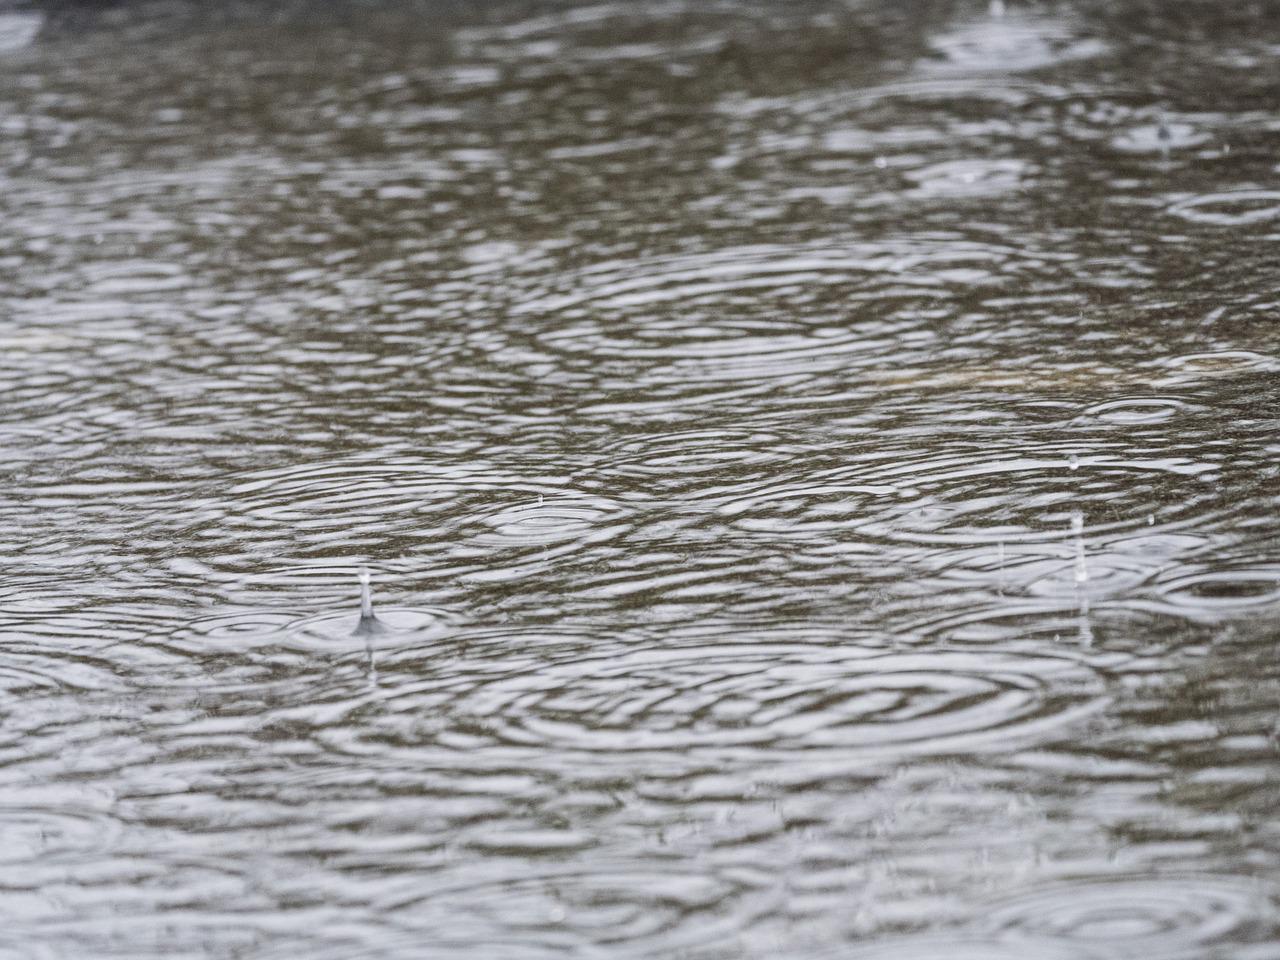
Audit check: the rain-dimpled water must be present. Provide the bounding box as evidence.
[2,0,1279,956]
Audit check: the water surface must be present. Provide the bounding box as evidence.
[2,0,1280,956]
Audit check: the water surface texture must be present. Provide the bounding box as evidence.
[2,0,1280,956]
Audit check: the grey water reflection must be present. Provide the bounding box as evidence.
[2,0,1279,956]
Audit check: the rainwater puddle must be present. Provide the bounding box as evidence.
[2,0,1280,956]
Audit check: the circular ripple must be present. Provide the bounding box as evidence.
[507,240,1025,383]
[162,600,456,657]
[904,158,1031,199]
[1167,190,1280,227]
[511,242,925,318]
[1151,563,1280,618]
[1078,396,1189,425]
[377,865,772,958]
[297,605,456,644]
[189,458,620,573]
[471,495,626,547]
[870,453,1221,546]
[1111,122,1209,155]
[351,643,1107,762]
[982,875,1278,954]
[901,603,1110,647]
[913,544,1156,617]
[718,446,1222,546]
[1153,350,1280,381]
[173,610,296,644]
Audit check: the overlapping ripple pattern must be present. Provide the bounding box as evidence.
[1,0,1279,957]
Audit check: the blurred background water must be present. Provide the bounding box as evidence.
[1,0,1279,956]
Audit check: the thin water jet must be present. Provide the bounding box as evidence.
[353,569,387,638]
[354,569,383,686]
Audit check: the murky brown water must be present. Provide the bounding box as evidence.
[2,0,1280,956]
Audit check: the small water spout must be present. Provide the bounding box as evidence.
[353,568,386,637]
[354,568,384,687]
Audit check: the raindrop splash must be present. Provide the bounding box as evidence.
[354,568,386,638]
[355,569,384,685]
